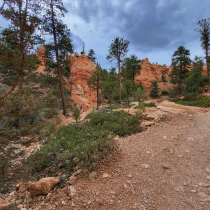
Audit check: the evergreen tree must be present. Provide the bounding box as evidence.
[0,0,42,99]
[88,49,96,64]
[102,67,118,106]
[122,54,141,91]
[194,19,210,79]
[149,80,160,98]
[87,63,103,110]
[72,107,80,123]
[170,46,191,95]
[184,56,210,99]
[134,87,147,106]
[106,36,129,104]
[161,72,167,82]
[40,0,73,117]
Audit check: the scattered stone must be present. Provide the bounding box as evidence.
[163,136,167,140]
[72,169,82,176]
[102,173,110,178]
[146,151,151,154]
[69,175,77,185]
[142,121,155,127]
[124,184,128,189]
[71,202,75,207]
[144,114,157,120]
[87,200,92,205]
[0,199,12,209]
[206,168,210,172]
[27,177,60,196]
[109,199,114,204]
[142,164,150,169]
[185,150,190,153]
[191,190,196,193]
[206,176,210,180]
[89,171,97,179]
[45,192,52,202]
[160,163,171,169]
[198,192,209,198]
[127,174,133,178]
[175,186,184,192]
[68,186,77,197]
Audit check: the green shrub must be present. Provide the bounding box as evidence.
[161,90,169,95]
[26,123,117,174]
[171,96,210,107]
[142,102,156,107]
[149,80,160,98]
[1,204,19,210]
[86,110,143,136]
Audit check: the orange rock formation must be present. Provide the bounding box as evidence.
[135,58,173,91]
[66,53,98,111]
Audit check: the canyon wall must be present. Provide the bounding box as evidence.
[135,58,173,91]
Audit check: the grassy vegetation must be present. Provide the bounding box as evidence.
[171,95,210,107]
[22,110,143,180]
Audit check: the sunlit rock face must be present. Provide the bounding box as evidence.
[135,58,173,91]
[66,53,99,111]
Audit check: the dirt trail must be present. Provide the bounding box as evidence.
[52,103,210,210]
[3,100,210,210]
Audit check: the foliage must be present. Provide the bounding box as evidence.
[25,123,117,174]
[72,107,80,123]
[87,49,96,64]
[40,0,74,116]
[102,67,118,106]
[142,102,156,107]
[194,19,210,77]
[134,87,147,106]
[86,110,143,136]
[171,96,210,107]
[149,80,160,98]
[162,73,167,82]
[87,63,103,110]
[1,204,19,210]
[0,1,42,98]
[123,79,133,96]
[106,36,130,103]
[183,56,209,100]
[161,90,169,95]
[169,46,191,95]
[184,68,210,100]
[122,54,141,91]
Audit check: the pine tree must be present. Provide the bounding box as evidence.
[134,87,147,106]
[194,19,210,78]
[184,56,210,99]
[122,54,141,91]
[102,67,118,106]
[106,37,129,104]
[149,80,160,98]
[170,46,191,95]
[87,63,103,110]
[0,0,42,99]
[40,0,73,117]
[88,49,96,64]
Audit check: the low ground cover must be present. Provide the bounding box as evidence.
[171,95,210,107]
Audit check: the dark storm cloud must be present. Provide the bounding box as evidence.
[65,0,210,53]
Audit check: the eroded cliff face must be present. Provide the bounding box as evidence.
[66,53,98,111]
[135,58,173,91]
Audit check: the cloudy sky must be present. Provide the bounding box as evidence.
[1,0,210,70]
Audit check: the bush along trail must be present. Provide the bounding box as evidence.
[1,99,210,209]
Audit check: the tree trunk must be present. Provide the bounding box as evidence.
[206,48,210,92]
[97,87,99,110]
[118,59,121,104]
[51,0,67,117]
